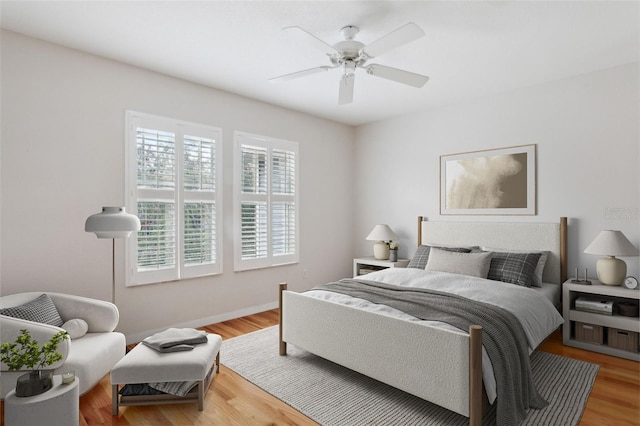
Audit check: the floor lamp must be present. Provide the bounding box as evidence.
[85,207,141,304]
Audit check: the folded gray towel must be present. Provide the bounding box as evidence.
[148,380,198,397]
[141,328,208,353]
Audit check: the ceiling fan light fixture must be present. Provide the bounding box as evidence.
[343,60,356,76]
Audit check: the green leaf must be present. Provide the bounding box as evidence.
[0,329,69,371]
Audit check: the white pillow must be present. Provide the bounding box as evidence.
[61,318,88,339]
[426,248,493,279]
[481,246,549,287]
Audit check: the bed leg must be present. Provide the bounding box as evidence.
[469,325,483,426]
[279,282,287,356]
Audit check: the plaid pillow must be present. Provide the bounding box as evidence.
[0,294,64,326]
[482,246,549,287]
[407,245,472,269]
[487,252,542,287]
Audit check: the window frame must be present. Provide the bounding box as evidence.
[233,131,299,272]
[125,110,223,286]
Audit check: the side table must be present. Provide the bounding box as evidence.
[562,279,640,361]
[353,256,410,277]
[5,375,79,426]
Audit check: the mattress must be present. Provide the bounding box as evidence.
[538,282,561,307]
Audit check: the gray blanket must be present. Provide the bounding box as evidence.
[314,278,548,426]
[141,328,208,353]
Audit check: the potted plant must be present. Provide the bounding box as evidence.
[1,329,69,397]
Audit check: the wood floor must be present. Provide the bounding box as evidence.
[2,309,638,425]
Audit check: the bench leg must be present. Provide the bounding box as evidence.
[112,384,119,416]
[216,352,220,373]
[197,380,205,411]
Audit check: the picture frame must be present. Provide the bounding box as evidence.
[440,144,536,215]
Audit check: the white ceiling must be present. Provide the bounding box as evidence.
[1,1,638,126]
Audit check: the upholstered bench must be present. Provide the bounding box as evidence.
[111,333,222,415]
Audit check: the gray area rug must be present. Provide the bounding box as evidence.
[221,326,599,426]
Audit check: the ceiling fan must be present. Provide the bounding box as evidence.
[270,22,429,105]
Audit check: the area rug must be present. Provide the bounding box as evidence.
[221,326,599,426]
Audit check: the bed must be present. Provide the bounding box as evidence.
[278,217,567,426]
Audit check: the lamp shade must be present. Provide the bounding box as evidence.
[366,224,398,242]
[85,207,141,239]
[584,230,639,256]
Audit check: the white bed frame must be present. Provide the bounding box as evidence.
[279,217,567,425]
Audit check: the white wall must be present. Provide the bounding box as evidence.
[353,63,640,281]
[1,31,355,341]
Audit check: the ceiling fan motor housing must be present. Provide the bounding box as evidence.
[330,26,367,66]
[331,40,367,64]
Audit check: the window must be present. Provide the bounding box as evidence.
[125,111,222,285]
[233,131,298,271]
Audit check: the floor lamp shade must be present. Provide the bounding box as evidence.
[584,230,639,285]
[85,207,141,305]
[85,207,141,238]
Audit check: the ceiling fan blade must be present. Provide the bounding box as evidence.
[366,64,429,88]
[338,74,355,105]
[283,26,337,55]
[362,22,425,58]
[269,66,334,82]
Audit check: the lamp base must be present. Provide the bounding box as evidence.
[596,256,626,286]
[373,242,389,260]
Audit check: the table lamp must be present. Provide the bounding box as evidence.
[366,224,398,260]
[584,230,639,286]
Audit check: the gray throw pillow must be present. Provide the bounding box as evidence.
[426,248,493,278]
[487,252,542,287]
[407,245,472,269]
[0,293,64,327]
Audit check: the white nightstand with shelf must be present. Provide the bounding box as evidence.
[353,257,409,277]
[562,279,640,361]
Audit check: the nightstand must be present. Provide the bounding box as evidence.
[562,279,640,361]
[353,257,409,277]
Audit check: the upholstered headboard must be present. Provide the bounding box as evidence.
[418,217,568,285]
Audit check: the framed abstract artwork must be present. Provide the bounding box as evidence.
[440,144,536,215]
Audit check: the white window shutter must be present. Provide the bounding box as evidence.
[234,132,299,271]
[126,111,223,286]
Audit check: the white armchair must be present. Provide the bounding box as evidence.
[1,292,126,399]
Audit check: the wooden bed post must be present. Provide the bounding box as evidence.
[417,216,424,246]
[469,325,482,426]
[279,283,287,356]
[560,217,568,283]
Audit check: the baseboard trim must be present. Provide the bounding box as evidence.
[124,301,279,345]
